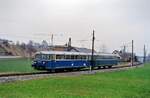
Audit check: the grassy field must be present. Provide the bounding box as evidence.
[0,58,36,73]
[0,63,150,98]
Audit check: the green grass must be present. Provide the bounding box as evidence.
[0,58,36,73]
[0,63,150,98]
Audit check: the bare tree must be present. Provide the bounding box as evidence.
[27,40,36,58]
[16,41,20,46]
[20,42,26,49]
[41,40,48,49]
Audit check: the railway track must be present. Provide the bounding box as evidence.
[0,71,50,77]
[0,63,143,83]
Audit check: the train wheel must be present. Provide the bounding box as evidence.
[76,68,80,71]
[69,68,73,71]
[51,69,55,73]
[108,66,112,68]
[47,69,52,72]
[102,66,106,69]
[97,66,102,69]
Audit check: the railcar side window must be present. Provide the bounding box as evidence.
[74,55,78,59]
[71,55,75,59]
[63,55,88,60]
[77,55,81,59]
[82,55,86,59]
[77,55,86,60]
[88,55,91,60]
[56,55,65,60]
[49,55,53,60]
[65,55,70,59]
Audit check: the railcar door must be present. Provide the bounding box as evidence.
[45,54,55,70]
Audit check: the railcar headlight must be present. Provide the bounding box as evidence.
[43,61,45,64]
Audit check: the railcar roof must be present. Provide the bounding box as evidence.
[36,51,90,55]
[35,51,119,57]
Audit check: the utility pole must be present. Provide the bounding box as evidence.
[68,37,72,51]
[91,30,95,71]
[143,45,146,63]
[51,34,53,46]
[51,34,54,50]
[123,45,126,53]
[131,40,134,67]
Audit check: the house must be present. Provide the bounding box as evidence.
[48,37,96,53]
[49,45,95,53]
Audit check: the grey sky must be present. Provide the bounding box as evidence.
[0,0,149,55]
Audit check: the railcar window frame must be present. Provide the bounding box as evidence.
[49,54,54,60]
[56,54,65,60]
[65,55,71,60]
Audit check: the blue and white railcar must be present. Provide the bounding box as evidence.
[32,51,91,71]
[94,53,119,68]
[32,51,119,71]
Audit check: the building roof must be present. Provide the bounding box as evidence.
[72,47,95,53]
[49,45,96,53]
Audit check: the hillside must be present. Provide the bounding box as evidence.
[0,44,28,57]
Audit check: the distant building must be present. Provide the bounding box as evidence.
[113,50,136,62]
[48,37,96,53]
[49,45,96,53]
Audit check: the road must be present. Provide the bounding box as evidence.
[0,56,21,59]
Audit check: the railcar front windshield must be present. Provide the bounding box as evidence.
[35,53,53,60]
[35,54,41,59]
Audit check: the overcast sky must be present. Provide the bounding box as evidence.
[0,0,149,55]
